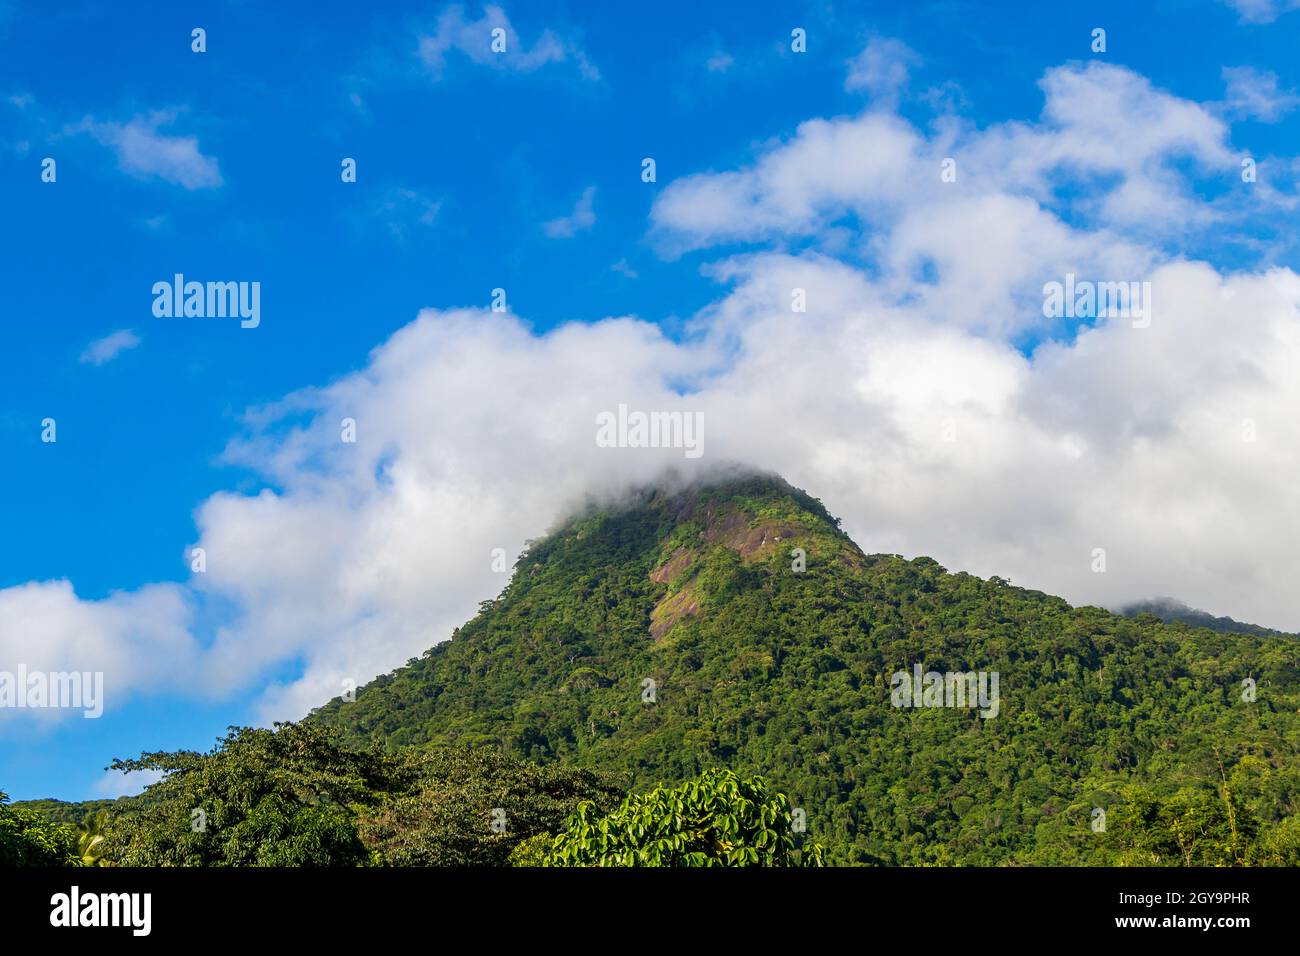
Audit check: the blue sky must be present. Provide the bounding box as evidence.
[2,0,1299,801]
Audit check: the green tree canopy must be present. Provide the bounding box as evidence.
[0,790,80,867]
[541,768,825,866]
[98,721,623,867]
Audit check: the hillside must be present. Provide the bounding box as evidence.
[310,471,1300,864]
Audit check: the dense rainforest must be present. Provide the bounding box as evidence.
[8,472,1300,865]
[307,472,1300,864]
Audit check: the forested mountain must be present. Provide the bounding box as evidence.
[309,472,1300,864]
[1120,597,1288,639]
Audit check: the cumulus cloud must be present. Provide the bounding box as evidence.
[650,110,923,252]
[93,768,164,798]
[1222,0,1300,22]
[418,4,598,80]
[845,37,920,105]
[69,110,221,190]
[0,581,197,726]
[189,253,1300,721]
[374,185,442,240]
[654,61,1236,257]
[1222,66,1299,121]
[542,185,596,238]
[6,57,1300,732]
[80,329,140,366]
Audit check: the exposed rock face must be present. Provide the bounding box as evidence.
[646,494,836,640]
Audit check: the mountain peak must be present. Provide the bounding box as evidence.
[551,466,842,538]
[513,468,861,642]
[310,472,1299,865]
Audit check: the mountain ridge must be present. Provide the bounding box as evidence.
[1119,597,1287,639]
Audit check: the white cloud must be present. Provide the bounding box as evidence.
[80,329,140,366]
[200,252,1300,724]
[653,62,1235,253]
[70,110,222,190]
[1223,0,1300,22]
[650,111,922,252]
[418,4,598,80]
[845,37,919,105]
[706,52,734,73]
[542,185,596,238]
[374,186,441,240]
[0,580,197,726]
[1222,66,1299,121]
[93,768,164,798]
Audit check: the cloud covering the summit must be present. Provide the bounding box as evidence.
[5,53,1300,729]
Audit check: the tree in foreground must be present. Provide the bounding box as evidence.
[1101,758,1300,867]
[99,722,624,866]
[357,746,624,866]
[76,809,112,866]
[0,790,80,867]
[538,768,825,866]
[102,722,396,866]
